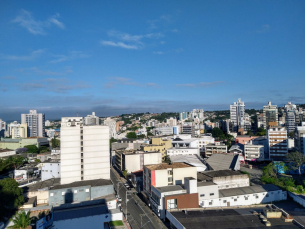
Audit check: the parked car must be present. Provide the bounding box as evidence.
[117,197,122,202]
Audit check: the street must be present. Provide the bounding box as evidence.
[110,168,168,229]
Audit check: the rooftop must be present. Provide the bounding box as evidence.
[169,207,299,229]
[156,185,185,193]
[206,154,239,171]
[145,162,193,170]
[219,184,281,198]
[197,170,244,182]
[50,179,112,190]
[197,181,217,187]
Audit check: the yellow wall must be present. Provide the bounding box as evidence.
[144,138,172,157]
[20,123,27,138]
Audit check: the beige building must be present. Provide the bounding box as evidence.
[12,123,27,139]
[268,126,288,160]
[115,149,161,173]
[205,142,227,157]
[142,137,172,158]
[143,162,197,195]
[244,143,264,161]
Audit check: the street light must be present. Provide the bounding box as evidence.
[125,190,132,220]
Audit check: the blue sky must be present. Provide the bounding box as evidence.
[1,0,304,120]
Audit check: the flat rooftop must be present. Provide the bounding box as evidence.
[145,162,193,170]
[197,181,217,187]
[156,185,185,193]
[50,179,112,190]
[219,184,281,198]
[169,207,299,229]
[197,170,243,182]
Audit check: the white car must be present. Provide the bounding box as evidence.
[117,197,122,202]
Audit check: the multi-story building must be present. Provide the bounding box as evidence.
[166,117,177,126]
[84,112,99,125]
[263,101,278,129]
[230,98,245,132]
[0,119,6,138]
[60,116,110,184]
[204,142,227,157]
[189,109,204,120]
[182,124,194,135]
[141,137,172,158]
[115,149,161,173]
[41,160,61,181]
[268,126,288,160]
[295,122,305,155]
[179,111,188,121]
[103,117,117,138]
[143,162,197,195]
[167,147,199,157]
[45,120,51,127]
[157,127,173,135]
[285,111,296,134]
[21,110,45,137]
[244,142,264,161]
[11,123,27,139]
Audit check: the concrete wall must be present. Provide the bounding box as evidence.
[41,162,61,181]
[213,174,249,190]
[91,185,114,199]
[155,170,168,187]
[200,190,287,208]
[173,167,197,185]
[25,190,49,205]
[197,184,219,200]
[288,191,305,208]
[125,154,140,172]
[144,153,162,166]
[0,150,15,158]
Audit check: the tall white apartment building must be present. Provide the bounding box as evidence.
[230,98,245,132]
[263,101,278,129]
[60,117,110,184]
[103,117,117,138]
[0,119,6,131]
[12,123,27,139]
[84,112,99,125]
[189,109,204,120]
[267,126,288,160]
[295,122,305,155]
[21,110,45,137]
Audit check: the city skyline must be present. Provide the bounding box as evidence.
[1,1,304,120]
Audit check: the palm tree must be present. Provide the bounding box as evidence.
[9,210,31,229]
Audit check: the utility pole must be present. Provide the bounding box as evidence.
[125,190,132,220]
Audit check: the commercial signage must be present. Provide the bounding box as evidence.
[36,212,53,229]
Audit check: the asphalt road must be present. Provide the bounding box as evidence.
[110,168,167,229]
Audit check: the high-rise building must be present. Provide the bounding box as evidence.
[84,112,99,125]
[284,102,297,134]
[166,117,177,126]
[295,122,305,155]
[267,126,288,160]
[179,111,188,121]
[12,123,27,139]
[263,101,278,129]
[60,116,110,184]
[230,98,245,132]
[0,119,6,138]
[21,110,45,137]
[103,117,117,138]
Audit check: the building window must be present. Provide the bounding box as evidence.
[234,199,237,202]
[209,202,212,205]
[168,177,173,182]
[86,189,89,192]
[167,199,177,209]
[168,170,173,175]
[223,200,227,203]
[200,194,205,197]
[210,193,214,196]
[266,194,269,197]
[245,197,248,200]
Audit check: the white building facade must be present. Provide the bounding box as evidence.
[103,117,117,138]
[268,126,288,160]
[41,161,61,181]
[60,117,110,184]
[21,110,45,137]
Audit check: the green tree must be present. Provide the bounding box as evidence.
[0,178,24,219]
[35,159,41,163]
[126,132,137,139]
[212,127,225,140]
[256,127,266,136]
[8,210,31,229]
[51,137,60,148]
[246,130,254,136]
[24,145,39,154]
[110,137,118,146]
[288,131,295,138]
[8,156,25,170]
[147,132,153,136]
[162,155,171,163]
[122,170,128,178]
[286,151,305,175]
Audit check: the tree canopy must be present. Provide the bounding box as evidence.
[0,178,24,220]
[24,145,38,154]
[126,132,137,139]
[286,151,305,175]
[8,210,31,229]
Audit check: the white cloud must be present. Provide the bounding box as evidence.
[20,78,90,93]
[148,15,172,30]
[160,41,166,45]
[1,49,44,61]
[50,51,90,63]
[101,30,164,50]
[1,76,16,80]
[12,9,65,35]
[100,41,139,50]
[153,51,163,55]
[176,81,225,88]
[171,29,179,33]
[16,66,73,76]
[256,24,270,33]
